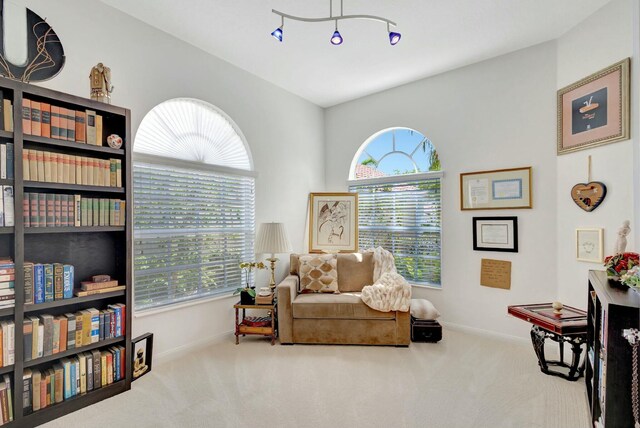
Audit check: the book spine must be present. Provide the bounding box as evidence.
[44,264,54,302]
[54,194,61,227]
[67,110,76,141]
[6,143,12,180]
[23,264,33,305]
[75,111,86,142]
[41,103,51,138]
[22,99,31,135]
[53,263,63,300]
[59,318,67,352]
[34,264,44,304]
[59,107,68,140]
[30,101,41,136]
[28,149,37,181]
[61,194,68,227]
[3,186,13,227]
[0,91,4,131]
[63,265,74,299]
[74,195,81,227]
[46,194,54,228]
[0,144,6,180]
[50,106,60,139]
[22,193,29,228]
[37,193,45,227]
[44,151,52,183]
[36,150,44,182]
[22,149,30,181]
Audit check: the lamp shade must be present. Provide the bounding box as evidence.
[256,222,292,255]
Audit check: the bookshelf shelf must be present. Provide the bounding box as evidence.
[0,77,132,426]
[24,337,125,369]
[24,226,125,234]
[22,379,126,426]
[23,135,125,156]
[23,181,125,194]
[24,290,126,313]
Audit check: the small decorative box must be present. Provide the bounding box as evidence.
[410,316,442,343]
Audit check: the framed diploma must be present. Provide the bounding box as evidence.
[460,167,532,210]
[473,217,518,252]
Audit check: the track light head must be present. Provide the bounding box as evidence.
[271,27,284,42]
[330,30,343,45]
[389,31,401,45]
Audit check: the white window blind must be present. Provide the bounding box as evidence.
[349,176,441,286]
[133,162,255,310]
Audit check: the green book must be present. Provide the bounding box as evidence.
[92,198,99,226]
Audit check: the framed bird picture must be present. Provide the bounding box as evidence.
[308,192,358,253]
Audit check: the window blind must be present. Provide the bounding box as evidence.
[349,177,441,286]
[133,162,255,310]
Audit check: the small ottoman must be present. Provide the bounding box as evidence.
[410,299,442,343]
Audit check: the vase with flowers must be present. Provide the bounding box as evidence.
[604,252,640,285]
[234,261,267,304]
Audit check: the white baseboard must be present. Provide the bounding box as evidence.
[441,321,529,345]
[155,330,234,365]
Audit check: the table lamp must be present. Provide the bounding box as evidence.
[255,222,292,291]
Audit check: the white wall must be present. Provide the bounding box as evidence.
[556,0,634,308]
[23,0,325,358]
[325,42,558,338]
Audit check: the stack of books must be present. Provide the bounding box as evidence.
[23,194,125,228]
[23,149,122,187]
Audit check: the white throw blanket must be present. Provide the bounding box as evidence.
[360,247,411,312]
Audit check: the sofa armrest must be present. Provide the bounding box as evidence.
[277,275,298,344]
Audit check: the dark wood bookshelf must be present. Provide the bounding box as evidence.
[24,226,125,234]
[23,181,125,193]
[23,135,125,156]
[24,290,126,313]
[0,179,13,186]
[586,270,640,428]
[24,337,125,368]
[0,365,13,376]
[0,76,132,427]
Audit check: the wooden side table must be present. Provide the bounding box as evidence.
[234,300,278,345]
[508,303,587,381]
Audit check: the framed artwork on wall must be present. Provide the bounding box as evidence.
[557,58,630,155]
[460,167,532,210]
[308,192,358,253]
[576,228,604,263]
[473,217,518,252]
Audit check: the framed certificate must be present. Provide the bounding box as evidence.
[473,217,518,252]
[460,167,532,210]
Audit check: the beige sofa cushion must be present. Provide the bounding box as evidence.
[290,252,374,292]
[298,254,338,293]
[292,293,395,320]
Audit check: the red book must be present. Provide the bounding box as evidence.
[22,99,32,135]
[23,197,29,228]
[31,101,42,136]
[41,102,51,138]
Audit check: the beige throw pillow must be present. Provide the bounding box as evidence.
[298,254,339,293]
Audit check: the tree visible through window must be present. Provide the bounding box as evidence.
[133,99,255,310]
[349,128,442,286]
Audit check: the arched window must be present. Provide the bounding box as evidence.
[133,98,255,310]
[348,127,442,287]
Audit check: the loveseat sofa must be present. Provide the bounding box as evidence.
[277,252,410,346]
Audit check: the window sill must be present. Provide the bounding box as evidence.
[411,283,442,290]
[134,292,237,318]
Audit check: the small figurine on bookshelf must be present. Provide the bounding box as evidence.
[107,134,123,149]
[90,63,114,104]
[132,333,153,381]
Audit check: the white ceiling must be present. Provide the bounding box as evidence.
[101,0,612,108]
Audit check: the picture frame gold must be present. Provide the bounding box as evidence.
[308,192,358,253]
[557,58,630,155]
[460,167,532,210]
[576,228,604,263]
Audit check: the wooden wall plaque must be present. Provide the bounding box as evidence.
[480,259,512,290]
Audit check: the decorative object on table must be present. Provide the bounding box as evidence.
[552,301,563,315]
[132,333,154,381]
[460,167,532,210]
[270,0,401,46]
[255,287,274,305]
[308,192,358,253]
[570,156,607,212]
[0,1,65,82]
[255,222,292,290]
[576,228,604,263]
[234,261,267,304]
[508,303,587,381]
[603,251,639,281]
[472,216,518,252]
[90,63,114,104]
[480,258,511,290]
[557,58,630,155]
[615,220,631,253]
[107,134,123,149]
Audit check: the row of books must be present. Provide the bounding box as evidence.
[23,149,122,187]
[0,144,12,180]
[0,187,13,229]
[0,93,13,132]
[0,375,11,425]
[0,260,14,310]
[22,99,107,146]
[23,262,74,305]
[23,193,126,228]
[23,345,125,415]
[22,305,125,362]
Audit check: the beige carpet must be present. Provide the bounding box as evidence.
[43,328,590,428]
